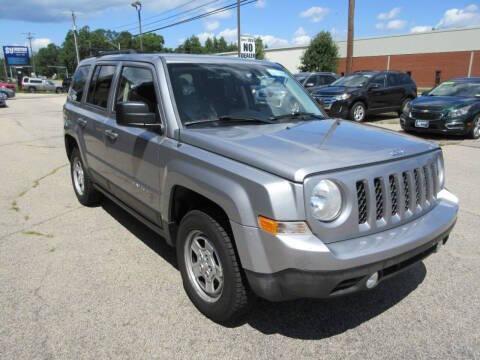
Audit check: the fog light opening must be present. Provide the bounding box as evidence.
[366,272,379,289]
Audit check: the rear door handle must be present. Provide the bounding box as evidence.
[105,129,119,141]
[77,118,87,128]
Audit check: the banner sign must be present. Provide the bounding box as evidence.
[3,46,30,66]
[240,36,256,59]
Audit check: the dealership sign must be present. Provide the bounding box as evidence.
[240,36,256,59]
[3,46,30,66]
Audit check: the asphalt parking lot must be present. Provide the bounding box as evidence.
[1,94,479,359]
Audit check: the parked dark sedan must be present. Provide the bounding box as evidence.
[400,77,480,139]
[294,72,338,92]
[0,86,15,98]
[312,71,417,122]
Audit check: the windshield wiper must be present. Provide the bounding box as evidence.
[270,112,324,121]
[184,116,274,127]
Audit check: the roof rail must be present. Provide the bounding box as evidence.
[96,49,137,57]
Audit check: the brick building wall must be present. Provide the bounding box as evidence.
[337,51,480,88]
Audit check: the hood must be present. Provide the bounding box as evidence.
[412,95,477,111]
[179,120,438,182]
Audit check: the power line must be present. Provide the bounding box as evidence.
[113,0,212,31]
[137,0,256,36]
[126,0,226,33]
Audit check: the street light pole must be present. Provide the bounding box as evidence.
[23,32,36,75]
[131,1,144,51]
[237,0,241,57]
[346,0,355,74]
[71,11,81,65]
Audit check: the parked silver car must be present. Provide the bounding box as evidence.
[22,77,63,93]
[64,53,459,323]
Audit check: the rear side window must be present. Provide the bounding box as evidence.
[116,66,158,113]
[30,79,42,84]
[69,65,90,102]
[371,74,386,87]
[86,65,116,109]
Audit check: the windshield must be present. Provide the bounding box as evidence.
[167,63,324,126]
[429,81,480,97]
[331,74,373,87]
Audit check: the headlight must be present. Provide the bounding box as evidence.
[310,180,342,222]
[449,105,471,118]
[436,155,445,190]
[335,93,350,101]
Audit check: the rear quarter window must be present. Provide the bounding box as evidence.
[69,65,91,102]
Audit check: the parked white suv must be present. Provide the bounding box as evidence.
[22,77,63,93]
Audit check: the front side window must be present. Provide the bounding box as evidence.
[86,65,116,109]
[167,63,323,126]
[116,66,158,113]
[69,65,90,102]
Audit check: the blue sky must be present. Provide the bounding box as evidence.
[1,0,480,51]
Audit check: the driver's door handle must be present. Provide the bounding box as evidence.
[105,129,119,141]
[77,118,87,128]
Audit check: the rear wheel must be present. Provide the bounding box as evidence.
[28,87,36,93]
[350,102,367,122]
[468,115,480,139]
[398,98,412,116]
[177,210,252,323]
[70,148,102,206]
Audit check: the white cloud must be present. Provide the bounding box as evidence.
[31,38,52,51]
[196,32,215,44]
[255,0,266,8]
[437,4,480,28]
[257,35,289,48]
[385,19,406,30]
[300,6,329,23]
[0,0,188,22]
[218,28,238,43]
[378,7,401,20]
[410,25,432,33]
[376,23,385,30]
[204,20,220,31]
[292,27,311,46]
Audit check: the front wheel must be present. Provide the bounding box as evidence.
[350,102,367,122]
[177,210,252,323]
[28,87,36,93]
[468,115,480,139]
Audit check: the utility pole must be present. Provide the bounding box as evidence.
[23,32,36,75]
[346,0,355,74]
[71,11,81,65]
[131,1,144,51]
[237,0,241,57]
[2,57,8,81]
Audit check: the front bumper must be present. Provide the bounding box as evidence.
[400,114,472,135]
[231,189,458,301]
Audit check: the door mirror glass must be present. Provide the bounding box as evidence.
[305,82,315,88]
[116,102,159,128]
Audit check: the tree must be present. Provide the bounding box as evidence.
[299,31,338,72]
[255,37,265,60]
[136,33,165,52]
[34,43,61,77]
[176,36,203,54]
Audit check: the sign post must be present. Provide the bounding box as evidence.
[239,36,256,60]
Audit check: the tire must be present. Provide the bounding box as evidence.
[398,98,412,116]
[468,115,480,139]
[69,147,102,206]
[55,88,62,94]
[350,102,367,122]
[177,210,252,323]
[28,87,36,93]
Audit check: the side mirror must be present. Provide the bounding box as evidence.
[116,102,161,130]
[305,82,315,88]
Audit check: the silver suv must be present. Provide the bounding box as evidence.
[63,53,459,323]
[22,77,63,93]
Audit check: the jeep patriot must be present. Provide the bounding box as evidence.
[63,53,459,323]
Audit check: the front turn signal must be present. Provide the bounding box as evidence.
[258,216,310,235]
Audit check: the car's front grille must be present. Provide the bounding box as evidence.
[410,109,443,121]
[356,161,439,224]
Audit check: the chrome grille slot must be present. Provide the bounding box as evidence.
[402,171,410,211]
[356,181,368,224]
[414,168,421,206]
[424,165,432,201]
[389,175,398,216]
[374,178,384,220]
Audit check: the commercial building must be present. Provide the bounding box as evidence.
[262,27,480,88]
